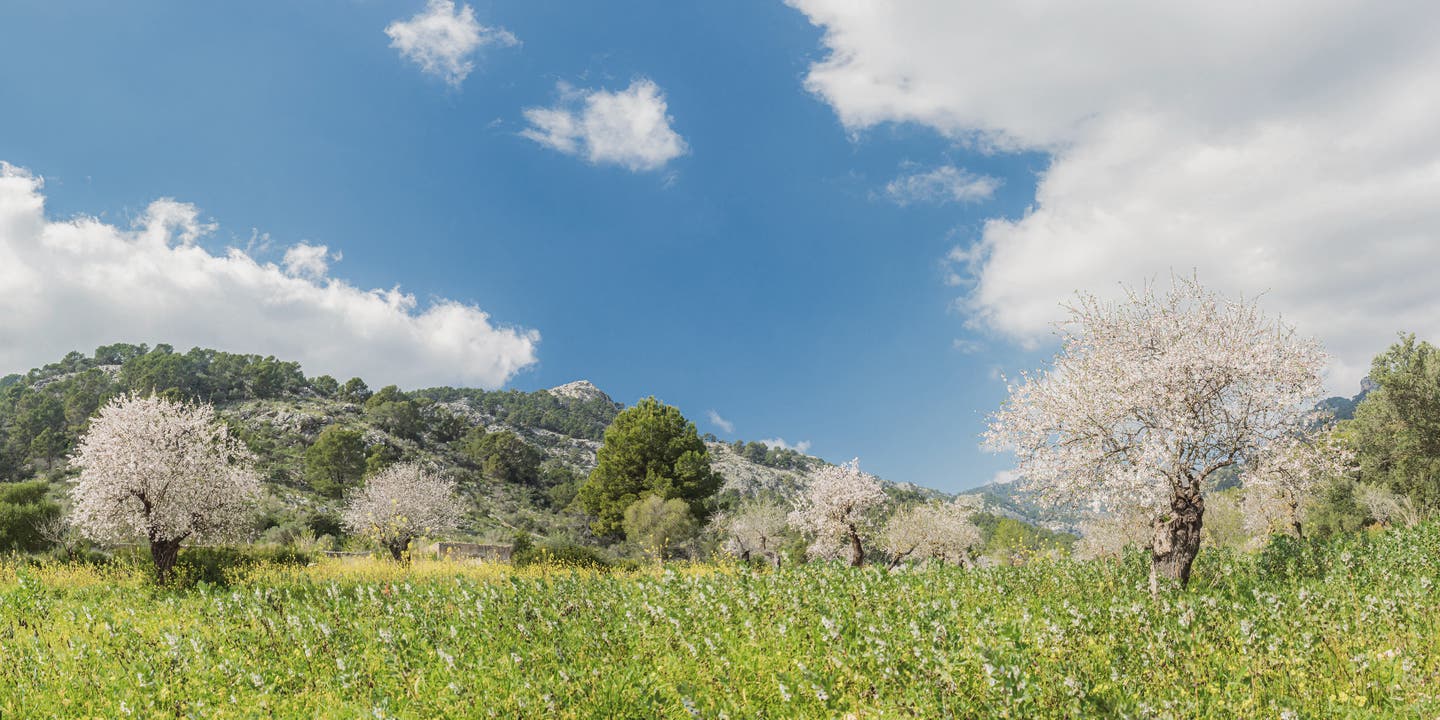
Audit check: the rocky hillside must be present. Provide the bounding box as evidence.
[0,343,955,548]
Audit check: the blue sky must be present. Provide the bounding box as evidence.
[4,1,1438,492]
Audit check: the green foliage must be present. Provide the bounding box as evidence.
[459,429,541,484]
[108,545,316,587]
[414,386,621,441]
[540,461,582,509]
[511,531,534,557]
[1341,334,1440,510]
[339,377,371,404]
[972,513,1076,561]
[1306,475,1372,538]
[365,443,403,476]
[622,495,697,560]
[304,426,367,498]
[364,386,423,439]
[0,481,60,553]
[428,407,467,443]
[6,523,1440,716]
[579,397,722,538]
[729,439,816,470]
[311,375,340,398]
[511,542,612,570]
[305,512,343,539]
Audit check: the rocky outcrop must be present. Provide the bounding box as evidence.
[546,380,611,403]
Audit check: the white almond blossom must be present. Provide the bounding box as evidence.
[69,394,260,581]
[880,497,984,569]
[719,502,789,567]
[788,459,886,567]
[342,462,461,560]
[1073,504,1155,561]
[986,277,1326,589]
[1242,434,1351,539]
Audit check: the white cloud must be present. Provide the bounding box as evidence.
[761,437,812,454]
[790,1,1440,391]
[990,469,1020,486]
[385,0,518,87]
[281,243,335,279]
[0,163,538,388]
[522,79,688,172]
[951,338,983,354]
[884,165,999,206]
[706,410,734,434]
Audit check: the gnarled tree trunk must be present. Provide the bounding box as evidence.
[1150,489,1204,593]
[149,536,183,584]
[846,523,864,567]
[387,537,411,562]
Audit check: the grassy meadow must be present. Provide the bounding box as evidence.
[3,525,1439,719]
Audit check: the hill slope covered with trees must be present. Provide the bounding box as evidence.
[0,343,979,558]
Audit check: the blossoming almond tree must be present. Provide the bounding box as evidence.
[985,278,1326,590]
[719,501,789,567]
[342,462,461,560]
[69,394,261,582]
[1242,434,1351,539]
[880,497,983,569]
[789,459,886,567]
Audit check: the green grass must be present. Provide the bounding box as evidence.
[3,525,1439,718]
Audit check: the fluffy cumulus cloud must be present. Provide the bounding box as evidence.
[789,0,1440,390]
[522,79,688,172]
[762,437,812,454]
[281,243,335,279]
[884,165,998,206]
[385,0,518,87]
[0,163,539,388]
[706,410,734,434]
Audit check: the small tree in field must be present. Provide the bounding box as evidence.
[1242,435,1350,539]
[70,394,260,582]
[880,497,983,569]
[623,495,697,562]
[986,278,1325,591]
[789,460,885,567]
[342,462,460,560]
[719,502,789,567]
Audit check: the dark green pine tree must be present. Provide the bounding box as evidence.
[578,397,722,539]
[304,425,368,498]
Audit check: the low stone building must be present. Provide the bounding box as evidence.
[428,542,513,562]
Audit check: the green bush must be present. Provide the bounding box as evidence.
[109,545,316,586]
[513,542,611,570]
[0,481,60,553]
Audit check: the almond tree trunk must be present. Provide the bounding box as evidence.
[149,537,183,584]
[846,523,864,567]
[1150,489,1204,593]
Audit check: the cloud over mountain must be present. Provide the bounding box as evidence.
[0,163,539,387]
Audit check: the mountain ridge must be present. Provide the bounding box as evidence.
[0,344,956,547]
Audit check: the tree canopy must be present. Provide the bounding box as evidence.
[578,397,721,538]
[304,425,367,498]
[986,278,1326,590]
[1339,334,1440,510]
